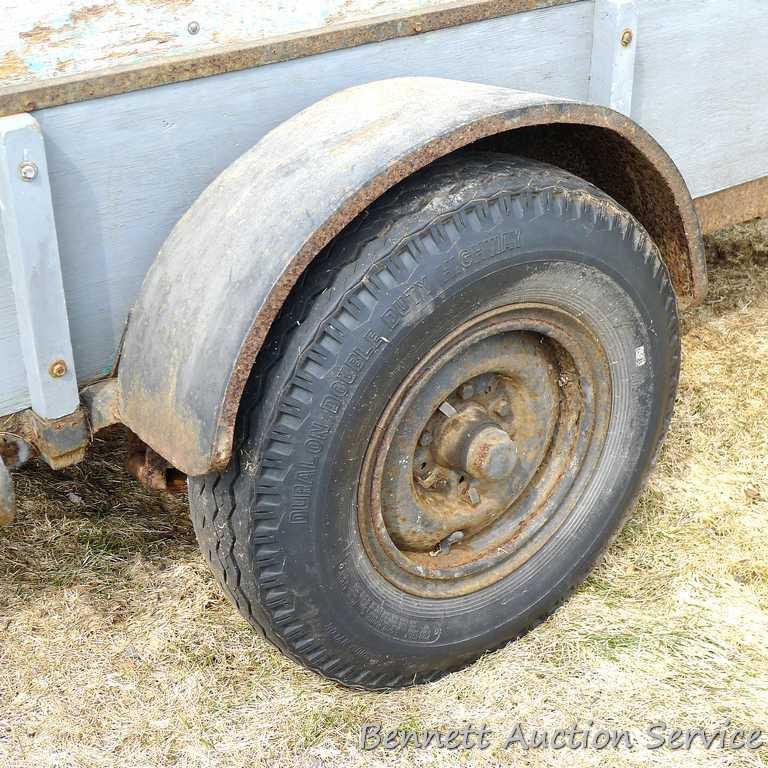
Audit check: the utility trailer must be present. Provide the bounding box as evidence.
[0,0,765,689]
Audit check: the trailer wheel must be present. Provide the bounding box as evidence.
[189,153,680,689]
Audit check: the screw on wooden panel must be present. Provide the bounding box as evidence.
[49,360,68,378]
[18,161,38,181]
[620,28,633,47]
[187,21,200,35]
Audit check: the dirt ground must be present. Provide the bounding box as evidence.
[1,221,767,768]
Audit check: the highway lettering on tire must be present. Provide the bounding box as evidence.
[443,229,521,280]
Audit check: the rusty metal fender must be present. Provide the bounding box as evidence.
[117,76,705,476]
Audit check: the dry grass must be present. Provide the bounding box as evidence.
[1,222,767,768]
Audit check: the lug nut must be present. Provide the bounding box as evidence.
[460,383,475,400]
[491,398,511,418]
[416,467,439,489]
[419,432,433,447]
[467,486,481,506]
[437,530,464,555]
[438,401,457,417]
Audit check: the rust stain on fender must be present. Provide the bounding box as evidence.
[117,78,705,476]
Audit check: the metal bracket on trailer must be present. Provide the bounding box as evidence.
[0,113,86,520]
[0,431,30,525]
[0,113,80,420]
[589,0,637,116]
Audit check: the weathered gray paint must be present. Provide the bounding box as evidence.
[0,114,79,419]
[588,0,636,115]
[0,216,27,414]
[0,0,507,89]
[631,0,768,196]
[0,0,767,419]
[0,0,583,115]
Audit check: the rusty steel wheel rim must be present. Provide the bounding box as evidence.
[357,303,613,598]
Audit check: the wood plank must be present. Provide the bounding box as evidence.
[0,114,79,419]
[0,0,581,114]
[588,0,636,115]
[1,0,457,88]
[0,232,28,413]
[632,0,768,196]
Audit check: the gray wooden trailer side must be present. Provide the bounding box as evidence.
[0,0,766,426]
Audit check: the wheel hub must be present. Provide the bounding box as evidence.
[357,303,612,598]
[431,400,518,481]
[385,342,559,552]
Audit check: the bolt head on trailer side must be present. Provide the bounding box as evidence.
[1,0,766,688]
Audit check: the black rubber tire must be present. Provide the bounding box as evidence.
[189,153,680,690]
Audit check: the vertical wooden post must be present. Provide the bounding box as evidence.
[0,113,79,419]
[589,0,637,116]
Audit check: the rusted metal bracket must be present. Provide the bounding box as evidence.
[0,432,32,469]
[80,378,122,432]
[0,380,119,478]
[695,175,768,234]
[86,380,187,493]
[125,433,186,493]
[23,408,88,469]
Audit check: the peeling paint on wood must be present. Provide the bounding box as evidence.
[0,0,581,114]
[0,50,28,79]
[69,3,117,24]
[1,0,506,88]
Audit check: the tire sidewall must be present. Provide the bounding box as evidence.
[239,195,677,676]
